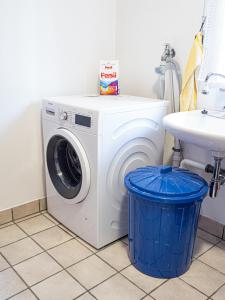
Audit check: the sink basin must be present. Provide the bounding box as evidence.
[163,110,225,155]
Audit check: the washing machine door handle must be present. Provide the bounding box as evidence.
[47,128,91,204]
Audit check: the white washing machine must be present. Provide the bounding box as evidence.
[42,95,168,248]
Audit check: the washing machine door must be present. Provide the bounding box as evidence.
[46,128,90,204]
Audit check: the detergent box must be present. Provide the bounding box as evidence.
[99,60,119,95]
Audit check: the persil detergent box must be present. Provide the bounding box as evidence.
[100,60,119,95]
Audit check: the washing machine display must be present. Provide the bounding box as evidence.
[75,114,91,127]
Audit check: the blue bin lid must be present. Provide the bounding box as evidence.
[124,165,208,204]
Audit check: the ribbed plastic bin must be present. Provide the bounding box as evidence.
[125,166,208,279]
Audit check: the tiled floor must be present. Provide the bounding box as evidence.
[0,212,225,300]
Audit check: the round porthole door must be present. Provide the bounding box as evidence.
[46,128,90,204]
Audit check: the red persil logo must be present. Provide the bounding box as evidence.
[101,72,117,79]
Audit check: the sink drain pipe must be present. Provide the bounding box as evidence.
[180,159,205,171]
[180,158,225,198]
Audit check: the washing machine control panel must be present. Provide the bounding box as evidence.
[42,101,98,134]
[59,107,97,134]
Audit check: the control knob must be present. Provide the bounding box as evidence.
[60,112,68,120]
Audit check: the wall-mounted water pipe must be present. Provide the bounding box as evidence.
[155,43,182,167]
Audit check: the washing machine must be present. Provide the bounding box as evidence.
[42,95,168,248]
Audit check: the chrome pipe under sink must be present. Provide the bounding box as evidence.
[209,157,225,198]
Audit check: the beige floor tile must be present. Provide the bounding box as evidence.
[143,296,154,300]
[121,265,166,293]
[76,237,98,253]
[151,278,207,300]
[76,292,96,300]
[0,253,9,271]
[197,229,221,244]
[10,289,37,299]
[91,273,145,300]
[212,284,225,300]
[199,246,225,274]
[181,260,225,296]
[17,215,55,235]
[0,237,43,265]
[193,237,214,258]
[14,252,62,286]
[48,239,92,267]
[43,212,59,224]
[32,226,72,250]
[68,255,116,289]
[0,268,27,299]
[31,270,85,300]
[58,224,76,237]
[97,241,130,271]
[0,224,27,247]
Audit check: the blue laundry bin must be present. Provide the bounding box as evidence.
[125,165,208,279]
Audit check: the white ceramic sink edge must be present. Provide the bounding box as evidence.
[163,110,225,154]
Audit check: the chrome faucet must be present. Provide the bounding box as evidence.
[202,72,225,94]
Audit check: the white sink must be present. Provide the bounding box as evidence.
[163,110,225,155]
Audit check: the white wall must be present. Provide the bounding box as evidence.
[116,0,204,97]
[116,0,225,225]
[0,0,116,211]
[1,0,224,225]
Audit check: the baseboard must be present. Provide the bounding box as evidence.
[0,198,47,225]
[198,215,225,240]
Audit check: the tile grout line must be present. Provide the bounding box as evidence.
[1,216,225,299]
[209,281,225,299]
[179,277,211,298]
[196,256,225,277]
[0,234,77,271]
[3,220,87,299]
[84,249,150,296]
[181,240,225,299]
[14,221,106,298]
[147,279,169,297]
[198,226,224,240]
[194,239,221,260]
[0,222,14,230]
[0,222,59,251]
[0,221,100,272]
[0,235,219,299]
[13,212,42,224]
[6,288,39,300]
[62,240,149,297]
[0,236,31,252]
[73,290,98,300]
[1,251,39,300]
